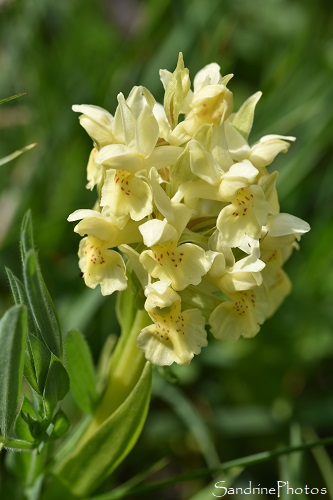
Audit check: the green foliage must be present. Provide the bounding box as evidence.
[64,329,97,414]
[1,213,153,498]
[1,214,70,456]
[50,362,152,498]
[22,212,63,359]
[0,305,27,439]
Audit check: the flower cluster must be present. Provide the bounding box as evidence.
[68,54,310,366]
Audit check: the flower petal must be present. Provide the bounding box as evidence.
[72,104,114,148]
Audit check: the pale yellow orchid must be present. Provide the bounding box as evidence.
[69,53,310,366]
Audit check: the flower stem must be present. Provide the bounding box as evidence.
[83,308,151,439]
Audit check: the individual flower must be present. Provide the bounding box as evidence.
[68,208,142,245]
[137,301,207,365]
[139,206,212,291]
[95,86,182,173]
[216,185,269,248]
[209,287,269,341]
[208,249,266,295]
[164,57,234,144]
[100,168,153,221]
[78,235,127,296]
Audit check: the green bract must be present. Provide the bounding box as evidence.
[69,53,310,366]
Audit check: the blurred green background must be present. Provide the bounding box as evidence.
[1,0,333,498]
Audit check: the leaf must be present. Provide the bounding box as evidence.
[27,334,52,394]
[20,210,35,262]
[51,409,70,439]
[24,346,40,394]
[23,249,62,358]
[14,397,37,442]
[0,92,26,104]
[0,143,36,167]
[64,329,97,414]
[0,305,27,438]
[54,362,152,497]
[5,267,27,305]
[43,356,70,419]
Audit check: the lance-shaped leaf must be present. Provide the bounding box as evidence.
[6,267,37,334]
[0,143,36,167]
[5,267,28,306]
[0,305,27,438]
[26,334,51,395]
[64,329,97,414]
[20,209,35,262]
[54,362,152,497]
[0,92,26,105]
[43,355,70,420]
[23,249,63,358]
[14,397,39,442]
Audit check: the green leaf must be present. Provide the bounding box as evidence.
[20,210,35,262]
[0,305,27,438]
[26,334,52,395]
[0,143,36,167]
[23,249,62,358]
[54,362,152,497]
[43,356,70,419]
[50,409,70,439]
[5,267,27,305]
[64,329,97,414]
[24,348,40,394]
[0,92,26,104]
[6,267,38,341]
[14,397,37,443]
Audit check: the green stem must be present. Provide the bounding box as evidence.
[82,308,151,439]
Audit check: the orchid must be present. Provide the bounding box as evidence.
[68,53,310,367]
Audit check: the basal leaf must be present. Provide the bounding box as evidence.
[0,305,27,438]
[54,362,152,497]
[64,329,97,414]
